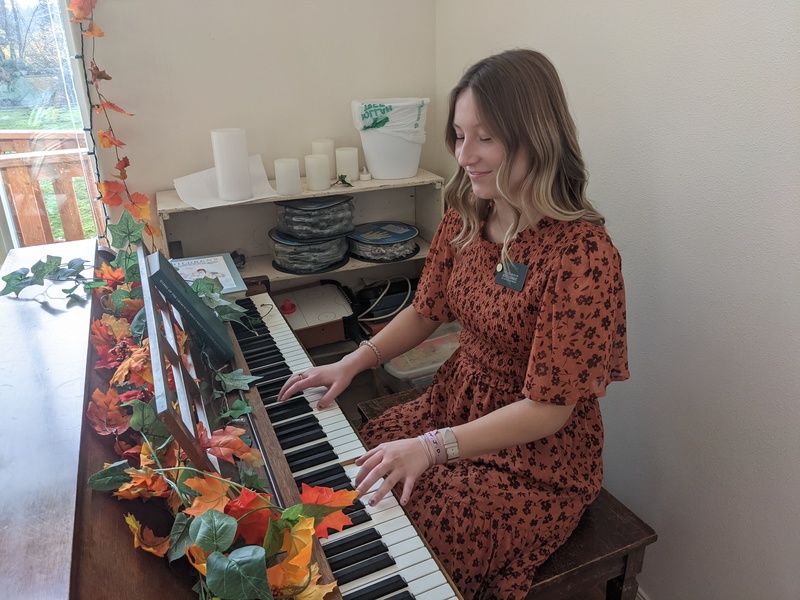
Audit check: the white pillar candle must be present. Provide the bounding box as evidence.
[210,128,252,201]
[335,146,359,184]
[274,158,301,196]
[304,154,331,191]
[311,138,336,180]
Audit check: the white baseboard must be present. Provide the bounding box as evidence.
[637,587,651,600]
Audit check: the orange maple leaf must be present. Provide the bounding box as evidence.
[120,296,145,322]
[99,179,125,206]
[299,484,359,538]
[111,338,153,388]
[82,21,104,37]
[293,563,338,600]
[100,312,132,341]
[94,261,126,291]
[115,466,171,500]
[124,514,170,557]
[115,156,130,180]
[99,99,133,116]
[89,61,111,84]
[183,475,232,517]
[98,129,125,149]
[88,318,115,352]
[124,192,151,221]
[224,487,275,545]
[67,0,96,22]
[144,221,162,238]
[186,544,210,576]
[282,515,315,570]
[199,425,264,467]
[86,386,131,436]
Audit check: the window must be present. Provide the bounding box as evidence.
[0,0,100,256]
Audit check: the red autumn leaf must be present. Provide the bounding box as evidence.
[99,99,133,116]
[224,487,275,545]
[99,180,124,206]
[200,425,264,467]
[183,475,232,517]
[98,129,125,149]
[82,21,104,37]
[124,192,150,221]
[89,61,111,83]
[88,318,115,352]
[115,156,130,180]
[86,386,131,436]
[67,0,96,22]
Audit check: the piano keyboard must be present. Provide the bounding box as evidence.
[233,292,460,600]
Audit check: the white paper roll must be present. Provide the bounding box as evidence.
[335,146,359,184]
[274,158,301,195]
[211,128,252,201]
[305,154,331,191]
[311,138,336,180]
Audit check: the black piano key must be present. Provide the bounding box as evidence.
[249,364,292,379]
[285,442,338,473]
[342,575,409,600]
[273,413,321,435]
[298,469,350,490]
[333,553,396,586]
[323,528,383,559]
[267,396,313,421]
[343,509,371,527]
[342,499,365,515]
[327,539,388,573]
[278,428,327,451]
[241,347,283,363]
[295,464,345,487]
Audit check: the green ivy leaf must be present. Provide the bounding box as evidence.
[262,518,289,562]
[189,510,237,553]
[108,210,145,249]
[125,399,171,448]
[87,460,132,491]
[216,369,261,393]
[191,276,224,296]
[168,513,193,563]
[238,465,270,494]
[214,301,248,324]
[0,268,33,296]
[206,546,273,600]
[112,248,140,283]
[30,255,61,285]
[219,399,253,421]
[130,307,147,341]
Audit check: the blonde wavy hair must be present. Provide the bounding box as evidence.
[444,49,604,260]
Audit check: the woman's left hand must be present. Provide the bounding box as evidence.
[354,438,431,507]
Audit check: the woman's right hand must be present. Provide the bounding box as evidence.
[276,360,357,409]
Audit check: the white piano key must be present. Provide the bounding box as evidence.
[408,572,457,598]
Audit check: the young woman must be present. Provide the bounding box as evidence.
[279,48,629,598]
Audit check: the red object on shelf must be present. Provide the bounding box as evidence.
[279,298,296,314]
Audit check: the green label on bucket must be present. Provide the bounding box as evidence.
[360,103,394,128]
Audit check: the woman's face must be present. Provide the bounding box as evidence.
[453,88,528,200]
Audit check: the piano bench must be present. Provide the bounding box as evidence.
[357,390,658,600]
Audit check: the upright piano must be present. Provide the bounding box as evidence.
[0,240,460,599]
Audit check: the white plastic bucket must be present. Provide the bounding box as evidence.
[359,129,422,179]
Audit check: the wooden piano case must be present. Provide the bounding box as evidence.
[70,244,341,599]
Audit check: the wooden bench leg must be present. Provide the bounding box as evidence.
[605,546,645,600]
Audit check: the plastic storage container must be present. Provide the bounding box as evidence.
[275,195,354,240]
[268,228,349,274]
[348,221,420,263]
[352,98,429,179]
[383,321,462,389]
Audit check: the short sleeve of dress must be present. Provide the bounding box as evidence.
[411,208,460,323]
[524,231,629,405]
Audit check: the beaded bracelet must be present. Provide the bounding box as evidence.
[358,339,383,369]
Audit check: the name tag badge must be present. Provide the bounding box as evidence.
[495,261,528,291]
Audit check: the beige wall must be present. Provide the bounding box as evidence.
[86,1,800,598]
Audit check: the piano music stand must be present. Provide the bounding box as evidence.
[137,244,219,474]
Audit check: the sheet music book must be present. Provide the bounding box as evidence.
[147,251,235,362]
[169,252,247,298]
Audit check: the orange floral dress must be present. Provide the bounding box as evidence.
[359,208,629,599]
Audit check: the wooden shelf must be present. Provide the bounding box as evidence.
[156,168,444,217]
[240,237,431,284]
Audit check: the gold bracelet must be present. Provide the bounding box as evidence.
[358,339,383,369]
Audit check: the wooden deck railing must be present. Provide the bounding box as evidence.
[0,131,103,247]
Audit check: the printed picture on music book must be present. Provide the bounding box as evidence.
[147,251,235,362]
[169,252,247,297]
